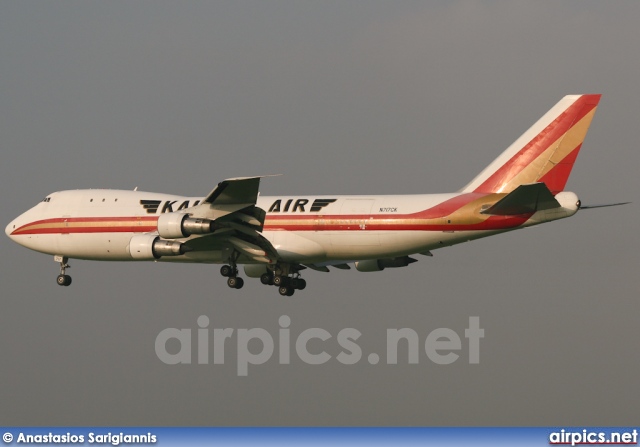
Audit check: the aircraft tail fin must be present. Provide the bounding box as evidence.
[461,94,601,195]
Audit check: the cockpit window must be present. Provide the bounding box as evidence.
[42,197,51,203]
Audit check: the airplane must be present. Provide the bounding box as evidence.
[5,94,629,296]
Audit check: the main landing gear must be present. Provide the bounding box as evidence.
[259,266,307,296]
[220,259,308,296]
[55,255,72,287]
[220,264,244,289]
[220,250,244,289]
[276,276,306,297]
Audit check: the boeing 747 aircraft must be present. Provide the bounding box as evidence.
[6,94,627,295]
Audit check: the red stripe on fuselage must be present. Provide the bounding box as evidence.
[263,192,531,231]
[11,216,159,236]
[14,225,159,235]
[265,193,486,224]
[12,193,532,236]
[413,193,487,218]
[263,214,531,232]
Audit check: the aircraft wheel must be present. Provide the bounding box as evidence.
[260,273,273,285]
[273,276,284,286]
[291,278,306,290]
[220,265,233,277]
[57,275,72,286]
[286,288,295,297]
[227,277,239,288]
[278,286,291,296]
[234,277,244,289]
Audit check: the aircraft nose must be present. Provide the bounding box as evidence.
[6,219,17,238]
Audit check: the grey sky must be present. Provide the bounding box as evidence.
[0,1,638,425]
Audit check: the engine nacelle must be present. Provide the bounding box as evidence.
[129,234,190,260]
[157,213,214,239]
[355,256,417,272]
[244,264,270,278]
[355,260,384,272]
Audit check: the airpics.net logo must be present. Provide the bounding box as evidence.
[155,316,484,376]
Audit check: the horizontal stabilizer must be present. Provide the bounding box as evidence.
[481,183,560,216]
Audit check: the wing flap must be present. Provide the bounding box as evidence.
[304,264,331,272]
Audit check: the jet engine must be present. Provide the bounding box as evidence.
[129,234,191,260]
[157,213,215,239]
[355,256,417,272]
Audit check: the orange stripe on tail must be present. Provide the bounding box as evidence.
[462,94,601,194]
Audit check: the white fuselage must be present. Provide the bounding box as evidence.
[5,188,578,265]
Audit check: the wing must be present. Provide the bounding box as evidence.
[184,176,281,263]
[204,176,260,206]
[196,175,278,217]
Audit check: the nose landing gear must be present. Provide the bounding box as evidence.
[55,255,72,286]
